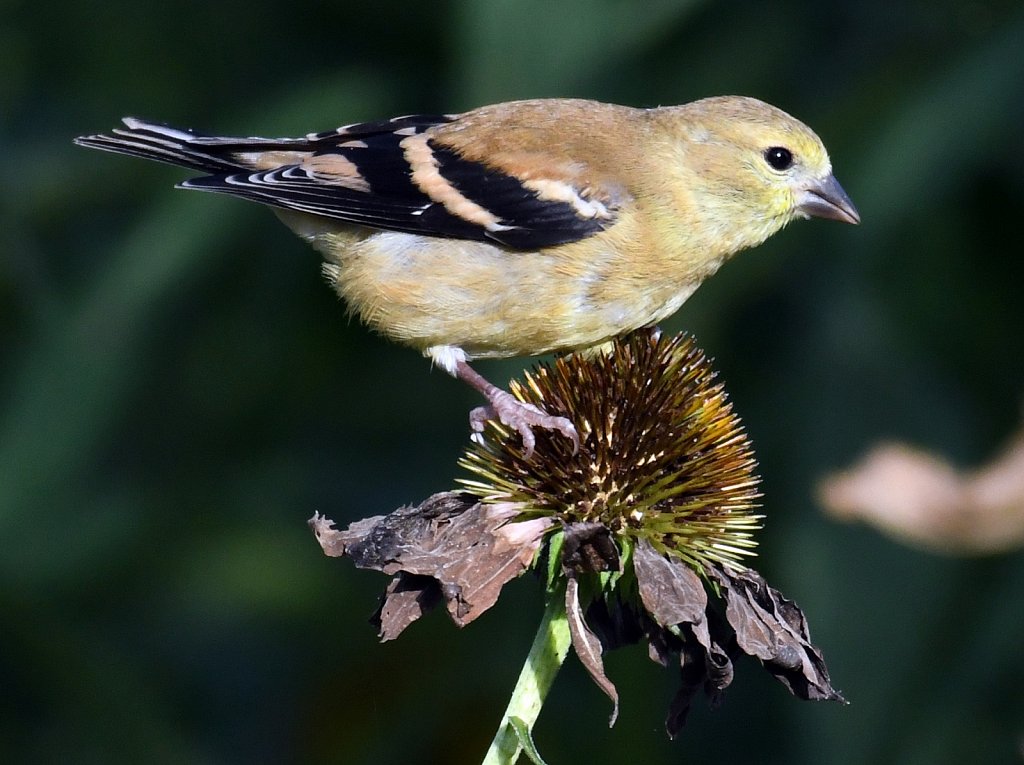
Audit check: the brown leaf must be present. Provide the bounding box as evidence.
[819,434,1024,555]
[630,541,741,737]
[665,640,705,739]
[309,492,547,640]
[646,626,675,667]
[711,567,845,703]
[633,539,707,627]
[686,612,734,698]
[565,576,619,726]
[310,511,382,557]
[372,573,442,641]
[662,618,734,738]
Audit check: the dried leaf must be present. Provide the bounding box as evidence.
[688,612,734,698]
[565,576,619,726]
[629,541,742,737]
[662,618,735,739]
[310,512,381,557]
[310,492,545,639]
[372,573,441,641]
[633,539,707,627]
[712,567,845,703]
[646,626,674,667]
[819,435,1024,555]
[665,643,704,738]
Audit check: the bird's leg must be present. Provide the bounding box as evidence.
[454,359,579,458]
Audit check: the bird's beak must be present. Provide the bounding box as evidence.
[797,174,860,225]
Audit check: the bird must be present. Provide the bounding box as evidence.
[75,96,859,456]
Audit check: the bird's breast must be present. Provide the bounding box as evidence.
[289,213,706,359]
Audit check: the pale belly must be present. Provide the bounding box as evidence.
[280,212,704,360]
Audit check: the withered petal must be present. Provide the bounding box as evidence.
[665,641,705,739]
[310,492,544,639]
[566,576,620,726]
[633,540,708,627]
[647,628,673,667]
[629,541,743,737]
[711,567,845,703]
[689,617,734,696]
[372,573,442,640]
[662,620,734,739]
[310,511,382,557]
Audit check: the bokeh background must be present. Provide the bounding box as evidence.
[3,0,1024,762]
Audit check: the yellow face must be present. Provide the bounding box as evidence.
[672,96,858,248]
[727,110,833,221]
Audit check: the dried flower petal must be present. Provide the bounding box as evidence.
[375,573,442,639]
[309,492,549,639]
[634,539,707,627]
[710,567,845,702]
[566,576,619,726]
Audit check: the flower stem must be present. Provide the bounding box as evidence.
[482,587,571,765]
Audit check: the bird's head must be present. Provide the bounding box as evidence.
[660,96,859,253]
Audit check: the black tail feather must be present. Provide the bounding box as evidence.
[74,118,251,174]
[74,118,317,175]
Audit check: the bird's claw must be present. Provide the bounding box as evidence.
[469,392,579,459]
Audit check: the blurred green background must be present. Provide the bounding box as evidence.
[3,0,1024,762]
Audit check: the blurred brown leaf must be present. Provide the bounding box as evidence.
[819,427,1024,555]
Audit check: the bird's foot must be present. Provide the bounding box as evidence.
[469,390,579,459]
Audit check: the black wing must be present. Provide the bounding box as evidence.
[76,115,619,250]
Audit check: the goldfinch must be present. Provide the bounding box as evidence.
[76,97,859,455]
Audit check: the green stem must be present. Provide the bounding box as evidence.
[481,587,571,765]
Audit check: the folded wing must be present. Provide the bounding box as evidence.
[76,113,622,250]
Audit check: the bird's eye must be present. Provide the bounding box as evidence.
[764,146,794,171]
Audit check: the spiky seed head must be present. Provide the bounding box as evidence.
[458,331,762,572]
